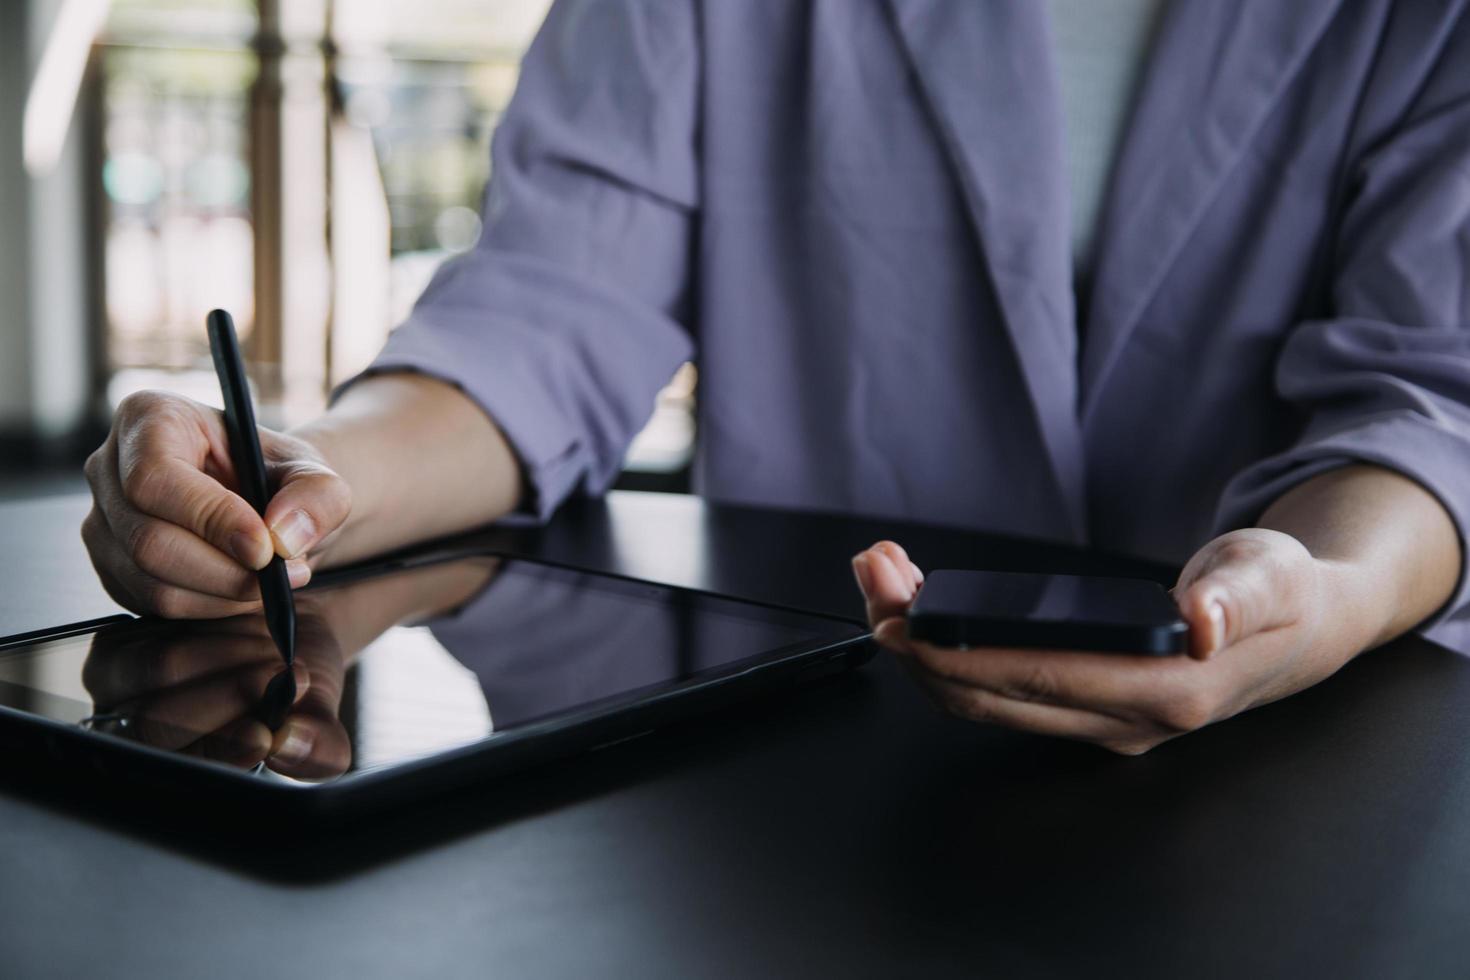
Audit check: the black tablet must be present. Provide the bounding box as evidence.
[0,551,871,821]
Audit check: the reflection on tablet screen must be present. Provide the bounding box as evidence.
[0,559,832,782]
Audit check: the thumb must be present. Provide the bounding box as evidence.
[261,450,352,561]
[852,541,921,627]
[1173,530,1303,660]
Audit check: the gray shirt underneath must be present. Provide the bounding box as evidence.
[1049,0,1170,278]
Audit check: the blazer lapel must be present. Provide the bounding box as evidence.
[886,0,1087,542]
[1079,0,1346,418]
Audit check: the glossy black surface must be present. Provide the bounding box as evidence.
[2,491,1468,979]
[0,556,862,784]
[909,569,1189,653]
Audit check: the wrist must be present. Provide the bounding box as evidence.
[1311,554,1399,657]
[1256,465,1461,652]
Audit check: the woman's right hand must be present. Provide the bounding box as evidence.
[82,390,352,619]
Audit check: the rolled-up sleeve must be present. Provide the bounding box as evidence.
[338,0,699,520]
[1215,14,1470,635]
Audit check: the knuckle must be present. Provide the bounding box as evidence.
[1157,688,1217,734]
[120,459,167,507]
[114,390,153,422]
[913,673,976,721]
[194,488,249,545]
[127,521,171,574]
[948,689,998,724]
[1002,662,1056,704]
[129,388,182,413]
[116,390,179,431]
[149,585,193,620]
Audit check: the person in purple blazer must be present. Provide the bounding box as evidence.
[81,1,1470,755]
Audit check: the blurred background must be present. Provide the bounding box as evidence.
[0,0,695,499]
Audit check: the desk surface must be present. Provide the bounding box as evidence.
[3,491,1469,979]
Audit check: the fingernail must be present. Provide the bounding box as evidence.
[229,531,271,569]
[286,560,312,589]
[875,551,916,602]
[852,554,873,595]
[269,509,316,559]
[1208,602,1226,652]
[270,722,314,766]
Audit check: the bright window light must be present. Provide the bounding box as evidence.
[24,0,112,178]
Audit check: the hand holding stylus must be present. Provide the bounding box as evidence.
[81,389,352,619]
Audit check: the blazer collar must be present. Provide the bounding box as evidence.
[884,0,1344,535]
[1079,0,1346,417]
[886,0,1088,542]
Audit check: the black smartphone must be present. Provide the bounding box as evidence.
[907,570,1189,655]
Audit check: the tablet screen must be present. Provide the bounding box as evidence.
[0,557,861,782]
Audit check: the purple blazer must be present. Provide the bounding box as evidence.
[357,0,1470,647]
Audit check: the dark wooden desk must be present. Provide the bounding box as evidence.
[3,491,1468,978]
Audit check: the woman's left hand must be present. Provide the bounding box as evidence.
[853,530,1370,755]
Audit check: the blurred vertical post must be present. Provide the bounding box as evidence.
[321,0,337,388]
[2,0,107,455]
[0,2,32,444]
[249,0,331,425]
[249,0,284,377]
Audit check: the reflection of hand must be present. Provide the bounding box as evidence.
[853,532,1359,756]
[82,611,352,778]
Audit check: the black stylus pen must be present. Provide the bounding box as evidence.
[207,309,296,666]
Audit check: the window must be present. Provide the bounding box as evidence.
[96,0,693,480]
[100,0,258,404]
